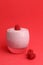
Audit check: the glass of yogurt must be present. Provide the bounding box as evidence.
[6,25,30,53]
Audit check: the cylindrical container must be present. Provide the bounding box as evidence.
[6,28,30,53]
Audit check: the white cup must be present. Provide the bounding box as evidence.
[6,28,30,53]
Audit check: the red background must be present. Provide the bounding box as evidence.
[0,0,43,65]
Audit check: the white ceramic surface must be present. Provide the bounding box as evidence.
[6,28,30,48]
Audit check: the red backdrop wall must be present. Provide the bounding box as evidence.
[0,0,43,65]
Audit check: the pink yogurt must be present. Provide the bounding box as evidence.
[6,28,30,53]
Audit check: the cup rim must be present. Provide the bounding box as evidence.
[7,27,29,33]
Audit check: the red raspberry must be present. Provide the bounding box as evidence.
[27,49,33,55]
[27,49,36,60]
[15,25,20,30]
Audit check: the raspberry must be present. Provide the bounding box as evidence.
[15,25,20,30]
[27,49,33,55]
[27,49,36,60]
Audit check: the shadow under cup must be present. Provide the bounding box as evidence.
[6,28,30,53]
